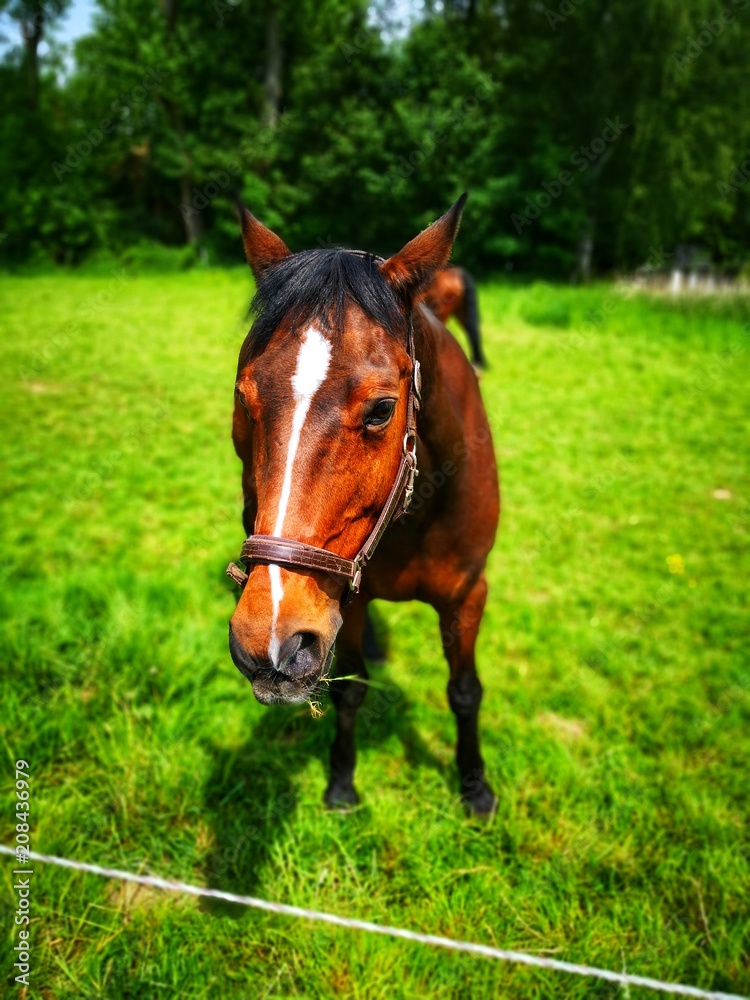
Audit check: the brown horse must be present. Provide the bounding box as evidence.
[420,265,486,369]
[227,196,500,816]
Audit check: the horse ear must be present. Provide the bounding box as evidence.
[380,193,467,301]
[239,206,291,278]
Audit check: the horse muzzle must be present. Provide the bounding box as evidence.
[228,624,332,704]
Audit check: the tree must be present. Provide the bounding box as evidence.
[0,0,748,274]
[0,0,71,110]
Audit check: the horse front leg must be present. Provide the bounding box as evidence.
[439,573,496,817]
[324,601,369,809]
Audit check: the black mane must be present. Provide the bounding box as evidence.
[239,249,406,367]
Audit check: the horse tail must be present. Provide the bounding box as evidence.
[460,268,486,369]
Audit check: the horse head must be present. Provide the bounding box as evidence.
[228,197,466,705]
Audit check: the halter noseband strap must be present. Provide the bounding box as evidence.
[226,313,421,607]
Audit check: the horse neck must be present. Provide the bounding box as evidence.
[412,302,441,417]
[412,304,446,450]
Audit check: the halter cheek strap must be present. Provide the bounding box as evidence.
[226,316,421,606]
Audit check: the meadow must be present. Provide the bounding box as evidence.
[0,270,748,998]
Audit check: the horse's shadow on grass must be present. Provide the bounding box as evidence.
[199,619,449,912]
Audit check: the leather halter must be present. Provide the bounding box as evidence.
[226,304,421,607]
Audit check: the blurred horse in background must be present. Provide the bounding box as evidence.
[420,265,486,370]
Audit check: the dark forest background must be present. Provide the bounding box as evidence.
[1,0,749,277]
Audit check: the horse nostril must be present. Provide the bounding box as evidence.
[229,622,325,687]
[277,631,322,679]
[278,631,303,664]
[297,631,317,652]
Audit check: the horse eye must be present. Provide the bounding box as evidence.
[364,399,396,428]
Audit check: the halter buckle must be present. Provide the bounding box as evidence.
[350,558,363,593]
[402,451,418,512]
[226,561,249,588]
[341,558,363,606]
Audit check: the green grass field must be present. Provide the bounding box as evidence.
[0,270,748,998]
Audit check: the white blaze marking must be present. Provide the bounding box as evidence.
[267,566,284,666]
[268,325,332,665]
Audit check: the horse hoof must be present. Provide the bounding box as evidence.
[463,786,497,820]
[324,783,360,810]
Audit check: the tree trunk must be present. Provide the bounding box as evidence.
[576,215,595,284]
[180,173,202,245]
[264,2,282,128]
[21,16,43,113]
[161,0,180,36]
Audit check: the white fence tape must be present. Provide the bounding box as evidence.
[1,845,745,1000]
